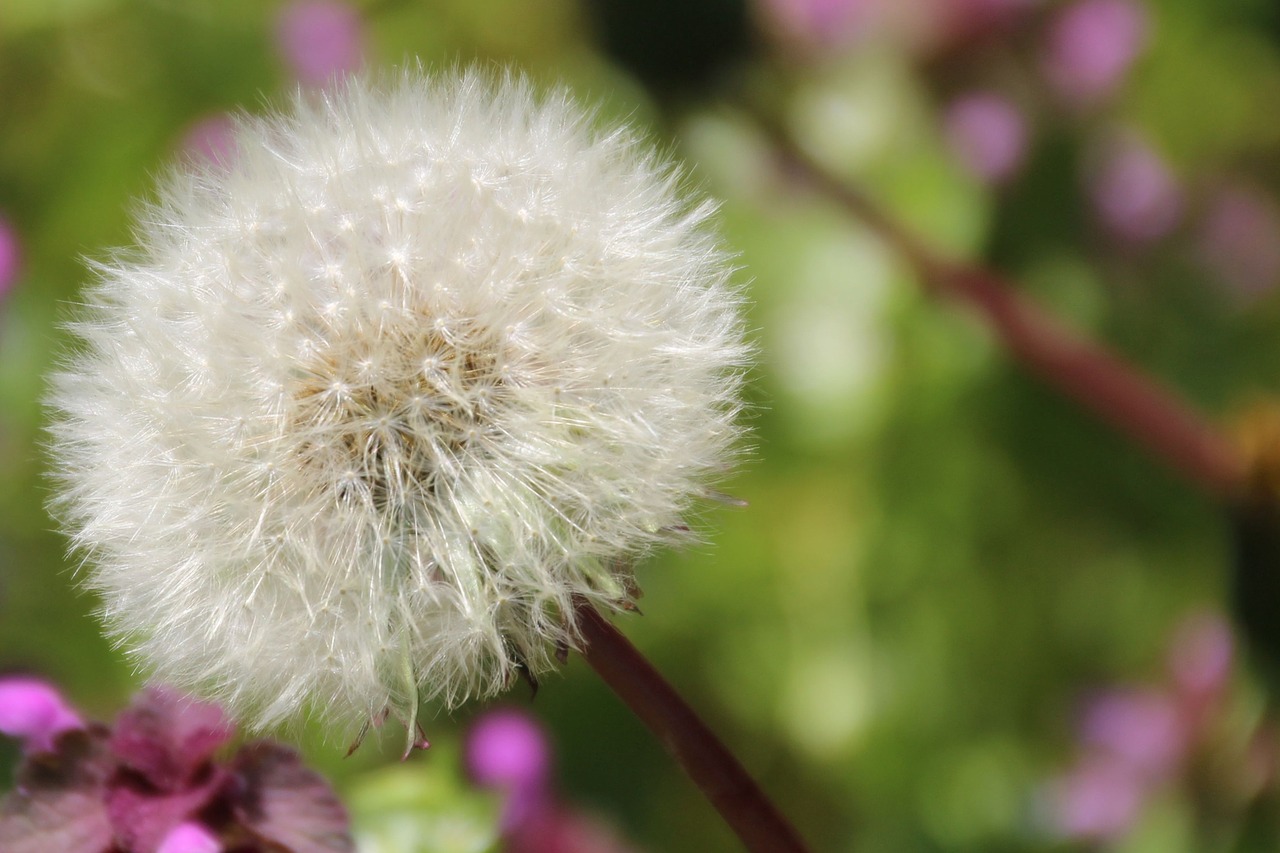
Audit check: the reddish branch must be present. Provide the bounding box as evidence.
[755,114,1246,501]
[575,600,810,853]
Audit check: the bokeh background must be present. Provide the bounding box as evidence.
[4,0,1280,850]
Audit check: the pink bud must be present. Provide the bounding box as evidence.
[1078,689,1186,779]
[0,214,22,297]
[1087,132,1181,243]
[1167,612,1233,701]
[1197,185,1280,300]
[157,822,222,853]
[1048,755,1145,841]
[181,114,238,169]
[943,92,1028,184]
[1044,0,1147,105]
[760,0,868,49]
[277,1,365,86]
[466,709,552,829]
[0,678,84,753]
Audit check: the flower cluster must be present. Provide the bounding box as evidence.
[0,680,352,852]
[465,708,639,853]
[48,69,748,735]
[1043,612,1272,842]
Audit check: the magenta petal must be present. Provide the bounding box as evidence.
[277,1,365,85]
[0,729,116,853]
[109,687,235,790]
[943,92,1028,185]
[0,678,84,754]
[1079,689,1186,778]
[0,215,21,297]
[106,766,228,853]
[233,742,354,852]
[1048,756,1145,841]
[465,709,551,791]
[157,822,222,853]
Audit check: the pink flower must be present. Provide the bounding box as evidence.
[1048,755,1145,841]
[1044,0,1147,105]
[180,114,238,168]
[0,214,22,297]
[1167,611,1234,702]
[466,709,552,830]
[759,0,868,49]
[0,686,353,852]
[943,92,1028,184]
[0,678,83,753]
[1197,184,1280,300]
[276,1,365,86]
[1078,689,1186,780]
[1087,132,1181,243]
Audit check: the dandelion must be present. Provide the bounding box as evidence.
[48,69,748,739]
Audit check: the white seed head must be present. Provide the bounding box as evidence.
[47,69,748,733]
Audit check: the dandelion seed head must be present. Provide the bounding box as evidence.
[48,69,748,734]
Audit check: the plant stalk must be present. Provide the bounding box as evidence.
[574,599,810,853]
[752,111,1246,501]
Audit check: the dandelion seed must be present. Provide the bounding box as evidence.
[48,69,749,737]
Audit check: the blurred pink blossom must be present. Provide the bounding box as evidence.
[943,92,1028,184]
[0,677,84,753]
[0,213,22,297]
[1087,133,1181,243]
[0,685,352,852]
[1044,0,1147,105]
[759,0,869,49]
[466,708,641,851]
[181,113,238,168]
[1197,184,1280,300]
[1048,755,1145,841]
[466,708,553,830]
[1167,611,1234,702]
[512,807,643,853]
[277,1,365,86]
[1079,688,1187,779]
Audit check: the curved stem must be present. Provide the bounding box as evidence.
[750,110,1246,501]
[574,600,810,853]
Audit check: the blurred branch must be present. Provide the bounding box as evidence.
[748,109,1246,501]
[575,600,811,853]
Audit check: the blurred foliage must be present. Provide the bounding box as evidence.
[3,0,1280,851]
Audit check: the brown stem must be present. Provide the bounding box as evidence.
[752,111,1246,501]
[574,599,810,853]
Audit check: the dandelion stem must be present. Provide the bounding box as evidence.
[574,599,810,853]
[750,110,1246,501]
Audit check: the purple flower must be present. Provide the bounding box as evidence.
[0,678,84,753]
[1167,611,1234,701]
[1197,184,1280,300]
[1047,755,1145,841]
[943,92,1028,184]
[1087,132,1181,243]
[1044,0,1147,105]
[0,214,22,298]
[276,1,365,86]
[759,0,868,49]
[0,685,354,853]
[180,114,238,168]
[466,708,552,830]
[511,806,643,853]
[1078,688,1186,780]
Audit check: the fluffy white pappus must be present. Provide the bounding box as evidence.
[47,68,749,735]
